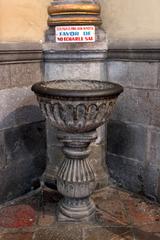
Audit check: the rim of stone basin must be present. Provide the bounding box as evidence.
[31,80,123,98]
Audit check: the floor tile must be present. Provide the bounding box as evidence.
[0,232,33,240]
[119,190,160,227]
[33,225,82,240]
[133,228,160,240]
[0,205,36,228]
[0,186,160,240]
[93,187,129,226]
[17,192,41,211]
[38,202,56,226]
[83,227,134,240]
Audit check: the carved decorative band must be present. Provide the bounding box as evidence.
[57,180,95,198]
[48,4,101,15]
[63,147,90,159]
[39,100,115,133]
[48,16,102,26]
[48,2,101,26]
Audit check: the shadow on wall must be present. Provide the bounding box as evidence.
[107,119,160,202]
[0,105,47,204]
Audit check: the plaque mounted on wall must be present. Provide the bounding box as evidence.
[55,26,95,43]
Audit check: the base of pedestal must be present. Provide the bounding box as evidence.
[57,197,96,222]
[58,210,96,223]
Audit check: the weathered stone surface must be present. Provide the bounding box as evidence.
[0,232,33,240]
[119,190,160,228]
[45,51,107,62]
[46,121,60,146]
[107,60,160,200]
[107,120,147,162]
[110,86,160,129]
[90,143,109,188]
[0,65,11,89]
[38,202,56,226]
[147,127,160,165]
[45,62,107,82]
[0,42,42,90]
[129,62,159,89]
[107,153,144,194]
[10,63,42,88]
[96,124,106,144]
[108,47,160,62]
[107,61,159,89]
[83,227,133,240]
[0,204,36,228]
[107,62,130,87]
[0,86,44,130]
[1,186,160,240]
[149,90,160,127]
[47,144,64,175]
[143,163,160,202]
[134,228,160,240]
[0,43,45,203]
[111,88,151,125]
[0,63,42,90]
[34,225,82,240]
[45,122,62,184]
[0,121,46,203]
[0,42,42,65]
[4,121,46,166]
[94,187,129,226]
[0,130,6,169]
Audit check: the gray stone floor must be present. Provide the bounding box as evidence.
[0,186,160,239]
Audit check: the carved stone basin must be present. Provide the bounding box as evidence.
[32,80,123,222]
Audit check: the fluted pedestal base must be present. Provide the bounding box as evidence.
[56,131,97,222]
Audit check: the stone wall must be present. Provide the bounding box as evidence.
[0,43,46,204]
[107,46,160,202]
[1,41,160,204]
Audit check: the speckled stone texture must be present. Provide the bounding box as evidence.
[107,60,160,201]
[0,43,46,203]
[0,186,160,240]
